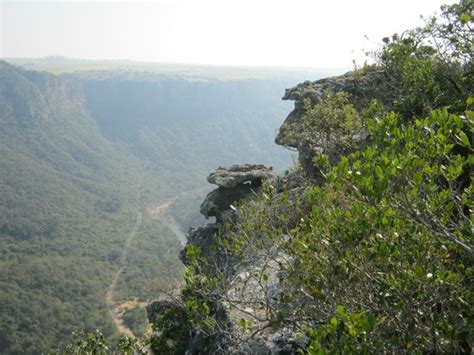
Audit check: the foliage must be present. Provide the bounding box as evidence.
[121,307,148,339]
[376,0,473,117]
[291,92,364,164]
[148,306,190,355]
[181,245,220,335]
[289,107,472,352]
[306,306,377,354]
[49,330,145,355]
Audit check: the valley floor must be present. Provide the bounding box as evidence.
[105,174,185,339]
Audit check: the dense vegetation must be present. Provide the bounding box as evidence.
[150,2,472,353]
[0,63,145,353]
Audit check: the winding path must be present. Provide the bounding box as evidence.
[106,175,143,339]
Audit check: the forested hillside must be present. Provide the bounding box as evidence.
[0,61,147,352]
[0,60,314,353]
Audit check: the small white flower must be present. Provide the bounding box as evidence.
[427,273,433,278]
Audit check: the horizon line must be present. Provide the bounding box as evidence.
[2,55,352,72]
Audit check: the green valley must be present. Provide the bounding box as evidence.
[0,60,322,353]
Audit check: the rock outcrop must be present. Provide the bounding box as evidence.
[276,66,389,147]
[200,164,277,222]
[207,164,277,189]
[182,164,276,263]
[275,67,385,175]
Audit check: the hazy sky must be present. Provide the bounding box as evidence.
[1,0,455,69]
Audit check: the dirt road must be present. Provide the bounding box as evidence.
[105,176,143,338]
[105,177,181,339]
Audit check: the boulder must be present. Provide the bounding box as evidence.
[207,164,276,189]
[200,185,252,220]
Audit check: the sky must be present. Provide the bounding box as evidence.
[1,0,455,69]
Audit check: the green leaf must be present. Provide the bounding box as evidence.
[460,13,471,24]
[413,172,423,185]
[336,305,346,316]
[375,165,384,179]
[457,131,470,147]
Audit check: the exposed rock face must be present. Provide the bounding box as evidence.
[200,186,253,220]
[207,164,276,189]
[275,67,383,175]
[200,164,277,222]
[276,66,388,148]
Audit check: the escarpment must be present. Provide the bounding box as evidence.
[275,66,389,149]
[146,70,383,353]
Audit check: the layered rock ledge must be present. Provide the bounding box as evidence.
[207,164,276,189]
[200,164,276,222]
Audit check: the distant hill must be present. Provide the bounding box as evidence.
[6,57,343,80]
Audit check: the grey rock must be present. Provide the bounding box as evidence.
[275,68,382,178]
[207,164,276,189]
[200,185,252,220]
[180,224,218,265]
[201,164,277,221]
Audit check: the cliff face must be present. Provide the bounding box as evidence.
[275,67,388,176]
[146,71,374,353]
[0,61,143,353]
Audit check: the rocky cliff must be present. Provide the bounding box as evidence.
[146,70,373,353]
[275,67,388,176]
